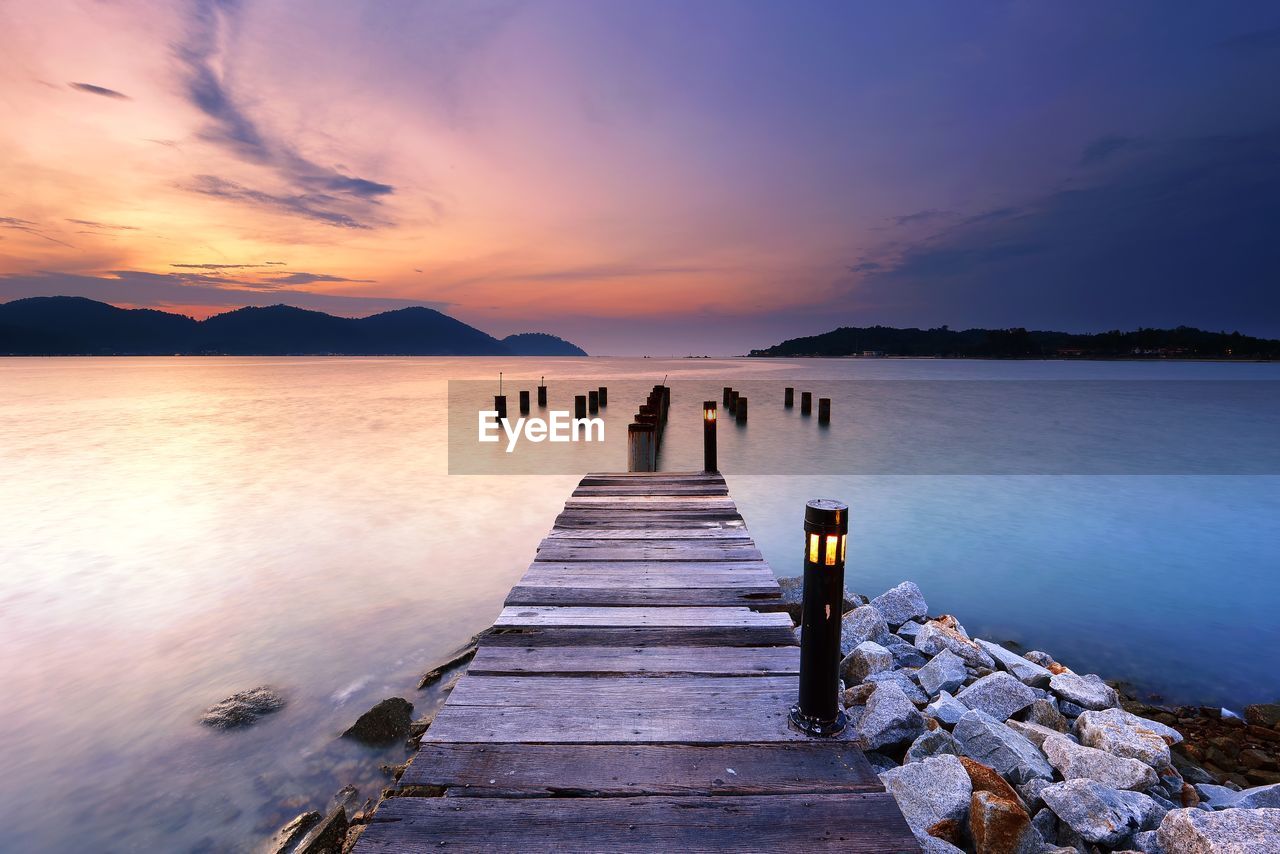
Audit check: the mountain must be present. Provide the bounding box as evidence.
[0,297,585,356]
[501,332,587,356]
[749,325,1280,359]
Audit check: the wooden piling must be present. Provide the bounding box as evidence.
[723,387,732,406]
[800,392,812,415]
[627,423,657,472]
[818,398,830,424]
[588,390,600,413]
[784,387,794,407]
[736,397,748,423]
[537,384,547,407]
[519,390,531,415]
[575,395,587,419]
[729,390,739,415]
[598,386,608,407]
[494,395,508,421]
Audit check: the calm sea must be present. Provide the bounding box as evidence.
[1,356,1277,852]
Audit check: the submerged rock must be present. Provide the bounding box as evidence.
[342,697,414,745]
[200,687,286,729]
[266,810,321,854]
[870,581,929,627]
[1042,733,1159,791]
[1049,673,1119,711]
[879,754,973,843]
[1041,779,1164,847]
[1157,806,1280,853]
[956,672,1037,722]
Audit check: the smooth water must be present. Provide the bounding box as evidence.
[1,357,1277,852]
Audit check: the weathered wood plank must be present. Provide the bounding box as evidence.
[398,742,878,796]
[564,497,738,509]
[467,645,799,677]
[505,586,778,607]
[355,793,920,852]
[546,528,753,540]
[539,537,760,550]
[481,625,799,647]
[553,515,745,529]
[494,606,793,628]
[535,545,764,562]
[517,565,776,588]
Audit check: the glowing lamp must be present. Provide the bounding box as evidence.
[702,400,718,472]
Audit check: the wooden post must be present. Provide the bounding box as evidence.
[736,397,748,423]
[818,398,831,424]
[784,387,794,407]
[628,422,656,472]
[494,395,507,422]
[801,392,812,415]
[723,387,732,406]
[588,390,599,413]
[537,382,547,407]
[729,390,739,415]
[575,395,587,419]
[598,386,608,407]
[519,390,530,415]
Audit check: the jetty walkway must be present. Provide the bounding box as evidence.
[355,471,918,852]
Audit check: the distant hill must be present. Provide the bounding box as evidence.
[501,332,587,356]
[750,325,1280,359]
[0,297,587,356]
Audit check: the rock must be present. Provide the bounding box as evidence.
[1157,807,1280,853]
[1130,829,1163,853]
[841,641,893,684]
[956,672,1038,721]
[1041,779,1164,847]
[959,755,1024,803]
[953,709,1054,785]
[879,755,973,843]
[1031,807,1058,845]
[296,806,348,854]
[776,576,859,622]
[1059,700,1087,719]
[897,620,923,642]
[865,670,930,705]
[918,649,969,697]
[1197,784,1245,810]
[1023,650,1055,667]
[840,605,891,655]
[864,750,899,774]
[870,581,929,626]
[926,691,969,728]
[1075,708,1179,768]
[1050,673,1120,711]
[916,835,967,854]
[1019,777,1052,811]
[1173,751,1217,786]
[1007,719,1070,749]
[915,616,996,669]
[1043,733,1160,791]
[266,811,321,854]
[885,635,931,669]
[1022,698,1070,732]
[1244,703,1280,729]
[341,698,413,745]
[907,729,962,763]
[842,682,877,707]
[970,789,1039,854]
[1233,783,1280,809]
[855,681,926,750]
[200,686,286,729]
[975,639,1053,688]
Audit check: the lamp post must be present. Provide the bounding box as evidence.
[703,401,717,472]
[789,498,850,738]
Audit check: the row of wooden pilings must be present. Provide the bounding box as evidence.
[626,383,670,471]
[494,379,608,420]
[784,386,831,423]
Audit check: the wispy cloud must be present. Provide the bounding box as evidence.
[0,216,73,248]
[891,209,955,227]
[68,82,130,100]
[174,0,395,227]
[1080,134,1133,166]
[67,219,139,231]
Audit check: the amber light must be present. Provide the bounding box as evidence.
[704,404,716,422]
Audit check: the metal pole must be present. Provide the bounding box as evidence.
[703,401,717,472]
[790,499,850,737]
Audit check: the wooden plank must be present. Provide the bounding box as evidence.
[539,537,756,548]
[494,606,793,628]
[505,586,779,607]
[553,515,746,529]
[573,485,729,495]
[517,565,776,588]
[426,675,823,743]
[355,793,920,852]
[564,498,738,509]
[397,742,878,796]
[467,645,799,677]
[481,625,799,647]
[535,545,764,562]
[546,528,753,540]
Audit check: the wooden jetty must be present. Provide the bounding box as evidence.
[355,471,918,852]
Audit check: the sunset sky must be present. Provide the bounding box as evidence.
[2,1,1279,354]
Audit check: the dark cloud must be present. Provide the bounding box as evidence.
[0,270,450,315]
[849,128,1280,335]
[1080,134,1133,166]
[891,209,954,227]
[267,272,372,285]
[187,175,371,229]
[847,261,881,274]
[69,82,130,100]
[171,262,262,270]
[174,0,394,226]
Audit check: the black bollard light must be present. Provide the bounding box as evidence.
[784,387,794,407]
[703,401,717,472]
[789,499,850,737]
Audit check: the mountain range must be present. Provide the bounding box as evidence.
[750,325,1280,359]
[0,297,587,356]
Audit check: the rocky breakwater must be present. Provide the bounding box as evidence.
[798,581,1280,853]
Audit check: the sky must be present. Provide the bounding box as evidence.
[1,1,1279,355]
